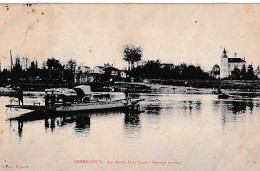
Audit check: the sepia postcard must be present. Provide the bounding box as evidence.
[1,3,260,171]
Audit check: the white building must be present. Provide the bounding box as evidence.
[220,48,246,78]
[93,66,104,74]
[120,71,127,78]
[75,65,91,74]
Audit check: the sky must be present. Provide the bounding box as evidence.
[0,4,260,71]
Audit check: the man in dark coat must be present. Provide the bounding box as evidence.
[17,88,23,106]
[124,88,129,101]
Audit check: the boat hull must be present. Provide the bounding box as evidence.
[6,99,144,113]
[55,100,130,112]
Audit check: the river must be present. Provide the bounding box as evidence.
[1,94,260,171]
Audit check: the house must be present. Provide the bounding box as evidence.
[220,48,246,78]
[120,71,127,78]
[74,72,97,84]
[93,66,104,74]
[104,66,119,76]
[75,65,91,74]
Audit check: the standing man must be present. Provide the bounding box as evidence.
[124,88,129,101]
[17,88,23,106]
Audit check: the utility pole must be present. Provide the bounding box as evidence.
[10,50,14,86]
[10,50,13,72]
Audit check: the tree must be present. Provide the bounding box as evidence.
[142,60,161,79]
[240,64,246,79]
[12,56,24,85]
[42,61,47,69]
[179,63,188,79]
[27,61,40,78]
[45,58,63,80]
[123,45,142,71]
[46,58,62,70]
[246,64,256,80]
[29,61,37,70]
[66,59,77,71]
[231,67,241,79]
[64,59,77,84]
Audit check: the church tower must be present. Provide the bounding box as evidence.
[220,48,229,78]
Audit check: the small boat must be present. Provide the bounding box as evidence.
[218,93,229,99]
[6,85,144,113]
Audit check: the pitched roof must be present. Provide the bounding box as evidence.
[228,58,246,63]
[222,48,228,58]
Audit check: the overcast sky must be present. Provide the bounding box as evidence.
[0,4,260,71]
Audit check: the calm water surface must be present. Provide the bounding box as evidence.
[1,94,260,171]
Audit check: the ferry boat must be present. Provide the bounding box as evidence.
[6,85,144,113]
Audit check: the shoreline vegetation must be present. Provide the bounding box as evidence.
[0,46,259,96]
[1,80,260,97]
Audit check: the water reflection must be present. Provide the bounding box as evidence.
[50,118,55,131]
[145,105,161,115]
[11,107,145,138]
[44,114,91,134]
[44,118,49,130]
[123,108,142,139]
[17,120,23,137]
[10,110,93,137]
[213,99,255,133]
[75,115,91,132]
[182,100,202,112]
[6,94,260,139]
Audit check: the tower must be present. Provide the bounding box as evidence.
[220,48,229,78]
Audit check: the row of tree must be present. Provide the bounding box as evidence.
[123,45,211,80]
[0,56,78,86]
[0,45,259,87]
[230,64,258,80]
[123,45,259,80]
[129,60,211,80]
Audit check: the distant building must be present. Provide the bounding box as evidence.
[220,48,246,78]
[74,73,97,84]
[120,71,127,78]
[93,66,104,74]
[160,63,175,69]
[211,64,220,79]
[103,63,113,69]
[104,66,119,76]
[75,65,91,74]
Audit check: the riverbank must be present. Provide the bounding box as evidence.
[149,79,260,90]
[1,84,260,98]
